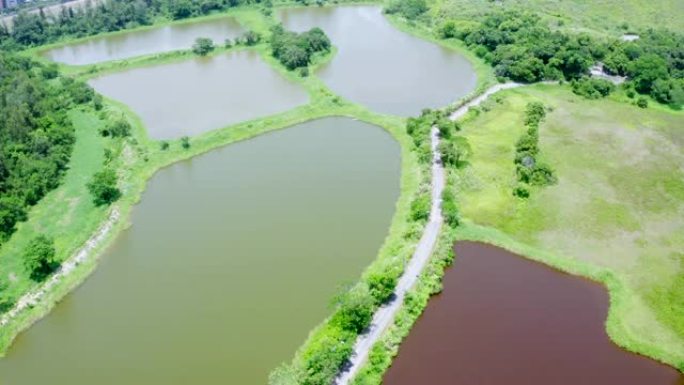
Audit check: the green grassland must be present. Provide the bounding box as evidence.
[452,84,684,368]
[427,0,684,35]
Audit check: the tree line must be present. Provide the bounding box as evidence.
[0,0,262,50]
[433,10,683,108]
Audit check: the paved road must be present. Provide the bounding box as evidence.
[335,82,522,385]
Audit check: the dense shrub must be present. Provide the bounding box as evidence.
[571,77,615,99]
[101,118,132,138]
[636,96,649,108]
[269,25,331,70]
[410,193,431,222]
[331,285,375,333]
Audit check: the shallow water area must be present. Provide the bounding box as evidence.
[89,50,308,140]
[383,241,684,385]
[278,5,477,116]
[44,16,244,65]
[0,117,401,385]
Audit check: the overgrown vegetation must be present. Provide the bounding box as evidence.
[0,53,94,243]
[269,24,331,70]
[513,101,556,197]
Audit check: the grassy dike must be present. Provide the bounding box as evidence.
[0,3,439,364]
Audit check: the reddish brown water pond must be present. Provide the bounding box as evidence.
[384,241,683,385]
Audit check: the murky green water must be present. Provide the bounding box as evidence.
[89,50,309,140]
[0,117,401,385]
[44,16,244,65]
[278,5,477,116]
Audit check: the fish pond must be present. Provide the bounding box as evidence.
[383,241,684,385]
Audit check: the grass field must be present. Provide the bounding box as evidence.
[428,0,684,35]
[452,84,684,368]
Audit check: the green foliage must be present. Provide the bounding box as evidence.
[269,25,331,70]
[410,193,431,222]
[331,284,375,333]
[441,189,460,227]
[571,77,615,99]
[160,141,170,151]
[385,0,428,19]
[0,54,81,243]
[41,63,59,80]
[23,235,57,281]
[239,30,261,46]
[192,37,215,56]
[87,168,121,206]
[439,20,458,39]
[367,270,399,305]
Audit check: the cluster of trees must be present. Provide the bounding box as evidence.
[0,0,258,49]
[513,102,557,197]
[602,30,684,107]
[385,0,427,20]
[192,37,215,55]
[269,24,331,70]
[0,53,95,243]
[446,11,601,82]
[437,10,684,107]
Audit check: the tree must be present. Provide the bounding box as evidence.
[23,235,57,281]
[628,54,669,93]
[87,168,121,206]
[192,37,215,56]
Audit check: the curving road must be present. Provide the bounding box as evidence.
[335,82,522,385]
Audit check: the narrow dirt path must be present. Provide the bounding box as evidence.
[335,82,522,385]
